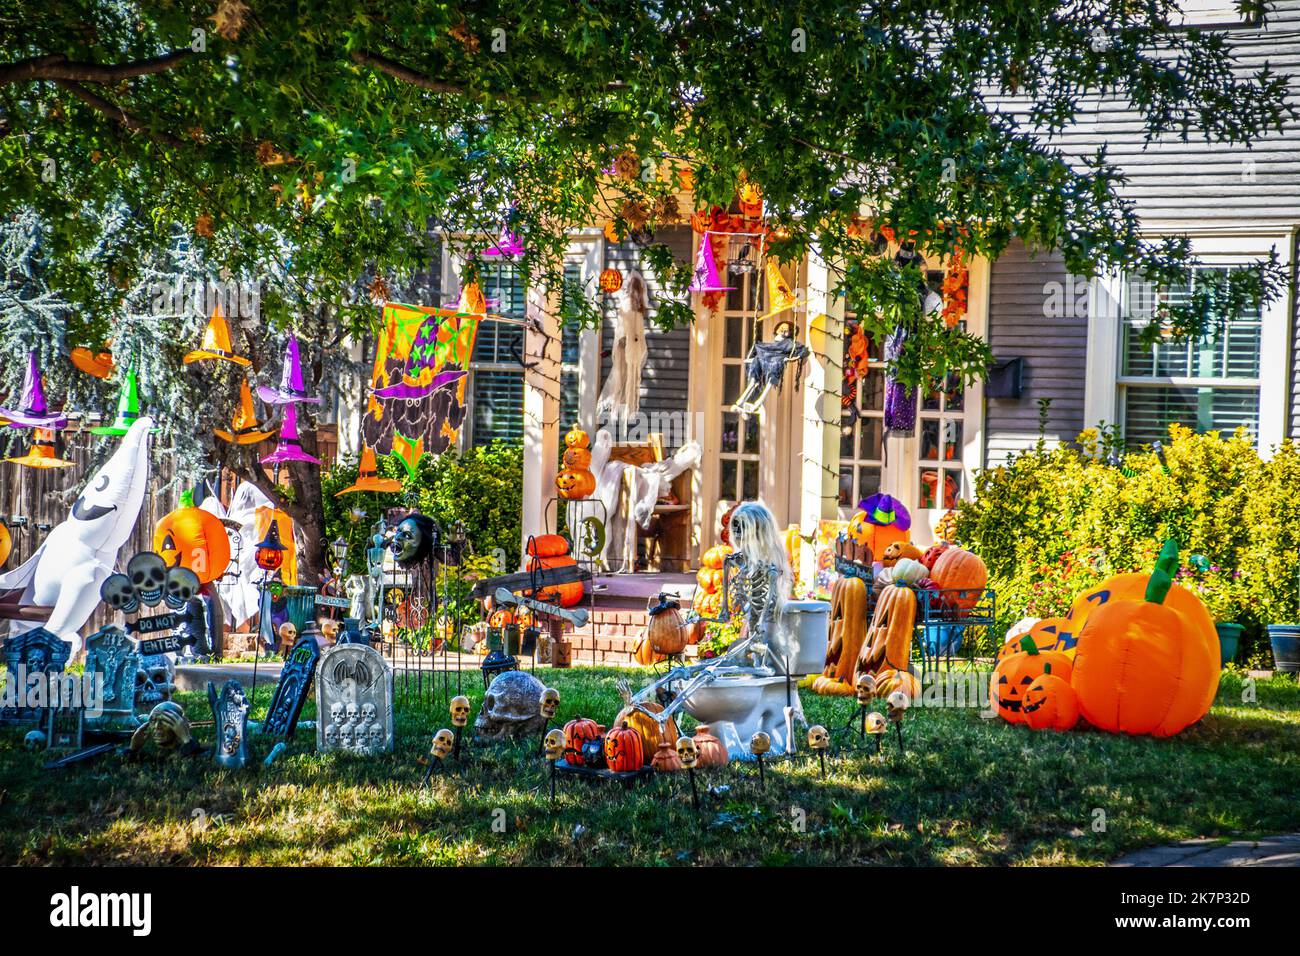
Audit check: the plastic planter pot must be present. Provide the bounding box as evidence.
[1268,625,1300,674]
[1214,623,1242,667]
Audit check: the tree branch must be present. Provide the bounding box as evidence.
[0,50,192,86]
[349,50,465,95]
[55,79,185,148]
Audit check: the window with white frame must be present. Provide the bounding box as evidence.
[837,320,885,518]
[718,270,765,506]
[467,263,527,446]
[1118,266,1263,448]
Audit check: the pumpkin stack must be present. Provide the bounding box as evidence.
[556,423,596,499]
[692,544,733,621]
[524,534,584,607]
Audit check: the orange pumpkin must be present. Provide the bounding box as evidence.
[921,542,950,570]
[784,524,801,573]
[526,534,570,558]
[614,697,677,760]
[527,553,584,607]
[846,510,906,560]
[881,541,924,568]
[0,523,10,570]
[930,547,987,610]
[700,545,732,570]
[563,447,592,470]
[633,634,662,666]
[856,584,916,680]
[1070,541,1217,737]
[651,739,684,772]
[812,575,869,694]
[555,469,595,499]
[696,567,722,592]
[990,637,1074,725]
[873,668,921,699]
[155,505,231,585]
[563,717,602,766]
[564,424,588,448]
[995,616,1068,663]
[604,722,645,772]
[647,593,688,655]
[1022,672,1080,732]
[691,725,729,767]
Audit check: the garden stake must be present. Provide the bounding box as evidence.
[687,766,699,811]
[543,730,565,803]
[807,725,830,778]
[750,732,771,792]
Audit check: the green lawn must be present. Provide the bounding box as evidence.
[2,667,1297,866]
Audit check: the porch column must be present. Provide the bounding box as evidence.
[798,247,845,585]
[520,283,562,567]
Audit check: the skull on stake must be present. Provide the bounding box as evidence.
[807,725,830,750]
[539,687,560,719]
[543,728,565,761]
[675,735,699,769]
[127,553,168,606]
[449,695,471,727]
[431,728,455,760]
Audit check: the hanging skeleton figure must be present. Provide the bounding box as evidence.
[732,320,810,415]
[596,268,648,418]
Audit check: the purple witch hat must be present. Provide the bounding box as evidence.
[857,493,912,532]
[1,351,68,430]
[480,226,525,258]
[373,314,468,401]
[687,233,734,293]
[260,403,321,466]
[256,336,320,405]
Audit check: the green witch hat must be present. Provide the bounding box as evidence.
[89,368,155,436]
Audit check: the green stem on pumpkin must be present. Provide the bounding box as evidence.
[1145,539,1180,605]
[1019,635,1039,655]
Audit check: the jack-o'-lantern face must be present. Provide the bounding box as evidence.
[564,425,588,449]
[562,447,591,470]
[554,471,581,495]
[1022,672,1080,732]
[846,511,873,547]
[153,506,231,585]
[990,638,1074,724]
[881,541,923,568]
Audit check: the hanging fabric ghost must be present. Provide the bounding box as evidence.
[596,269,648,419]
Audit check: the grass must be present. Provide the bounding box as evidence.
[1,666,1298,866]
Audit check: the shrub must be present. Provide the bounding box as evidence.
[955,425,1299,667]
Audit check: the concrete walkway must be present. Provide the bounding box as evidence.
[1112,834,1300,867]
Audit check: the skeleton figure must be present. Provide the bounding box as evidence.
[127,553,167,607]
[134,654,175,709]
[472,670,548,743]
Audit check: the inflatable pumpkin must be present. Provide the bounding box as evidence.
[930,547,987,610]
[846,509,906,560]
[1070,540,1218,737]
[990,637,1074,725]
[995,616,1068,662]
[1022,672,1079,732]
[154,503,231,585]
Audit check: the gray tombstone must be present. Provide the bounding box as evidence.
[83,626,142,734]
[316,642,392,754]
[208,679,251,770]
[263,633,320,739]
[1,627,73,725]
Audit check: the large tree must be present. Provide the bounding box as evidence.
[1,0,1293,575]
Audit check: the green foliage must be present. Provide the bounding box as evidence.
[955,425,1300,667]
[321,441,523,577]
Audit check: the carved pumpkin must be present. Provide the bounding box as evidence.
[527,553,584,607]
[647,592,688,655]
[811,575,869,694]
[857,584,916,682]
[882,541,924,568]
[154,505,231,585]
[930,547,987,610]
[564,424,589,448]
[1022,672,1080,732]
[614,697,677,761]
[691,725,729,767]
[563,447,592,470]
[604,722,645,772]
[846,509,907,557]
[1070,540,1217,737]
[990,637,1074,725]
[563,717,602,766]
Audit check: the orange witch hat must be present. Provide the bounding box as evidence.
[183,303,251,366]
[214,379,277,444]
[70,345,115,379]
[335,446,403,495]
[6,428,75,469]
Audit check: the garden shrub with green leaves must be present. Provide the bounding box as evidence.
[955,425,1300,667]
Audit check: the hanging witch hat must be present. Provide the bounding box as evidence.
[0,351,68,429]
[260,403,321,467]
[758,258,801,320]
[215,379,278,444]
[479,226,525,259]
[256,335,320,405]
[89,367,154,436]
[335,446,403,495]
[687,233,734,293]
[5,427,74,469]
[183,303,251,366]
[70,345,114,379]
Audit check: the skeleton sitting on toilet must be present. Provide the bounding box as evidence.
[634,501,831,760]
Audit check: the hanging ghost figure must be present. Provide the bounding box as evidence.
[0,417,153,655]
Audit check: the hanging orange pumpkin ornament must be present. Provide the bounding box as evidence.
[737,180,763,218]
[555,423,595,499]
[154,491,232,585]
[1070,540,1218,737]
[599,268,623,294]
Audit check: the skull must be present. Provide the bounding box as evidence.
[855,672,876,704]
[431,728,455,760]
[449,695,471,727]
[127,553,168,606]
[367,723,384,750]
[329,702,345,727]
[164,566,200,610]
[345,703,359,725]
[749,731,771,756]
[325,724,339,748]
[543,728,565,761]
[361,703,377,723]
[149,701,191,749]
[675,736,698,768]
[886,690,910,721]
[472,670,548,743]
[24,729,47,751]
[339,724,355,749]
[539,687,560,719]
[100,573,140,614]
[320,619,340,642]
[865,711,887,735]
[134,654,175,708]
[807,725,830,750]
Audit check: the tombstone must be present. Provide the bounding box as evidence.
[134,653,175,711]
[83,625,142,734]
[208,679,251,770]
[0,627,73,725]
[262,633,321,739]
[316,642,393,755]
[46,706,84,751]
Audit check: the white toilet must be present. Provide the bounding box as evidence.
[680,600,830,759]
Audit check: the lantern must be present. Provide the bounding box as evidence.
[254,520,287,573]
[598,268,623,293]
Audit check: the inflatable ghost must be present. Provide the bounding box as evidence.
[0,417,153,654]
[212,482,300,627]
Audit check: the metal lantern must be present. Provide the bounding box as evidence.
[331,536,348,570]
[598,268,623,293]
[254,520,287,572]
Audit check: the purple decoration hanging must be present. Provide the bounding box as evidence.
[883,325,915,432]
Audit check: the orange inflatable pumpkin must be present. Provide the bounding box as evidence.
[996,616,1069,662]
[930,547,987,610]
[0,523,11,571]
[1071,540,1218,737]
[990,637,1074,725]
[155,505,231,585]
[845,509,907,559]
[1022,673,1079,732]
